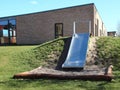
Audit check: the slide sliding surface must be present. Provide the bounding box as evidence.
[62,33,89,68]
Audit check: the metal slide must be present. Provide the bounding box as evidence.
[62,33,89,68]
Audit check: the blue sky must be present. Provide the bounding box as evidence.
[0,0,120,32]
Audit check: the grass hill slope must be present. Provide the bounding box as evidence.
[96,37,120,70]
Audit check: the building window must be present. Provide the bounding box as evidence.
[97,19,99,36]
[0,19,16,45]
[55,23,63,38]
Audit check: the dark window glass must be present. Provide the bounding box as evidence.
[55,23,63,38]
[0,19,16,44]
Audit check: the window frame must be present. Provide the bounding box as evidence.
[55,23,63,38]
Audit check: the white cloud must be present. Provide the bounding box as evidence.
[30,0,38,5]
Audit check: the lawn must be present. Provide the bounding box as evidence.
[0,37,120,90]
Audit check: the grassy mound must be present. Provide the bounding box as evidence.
[96,37,120,70]
[0,37,120,90]
[12,37,66,72]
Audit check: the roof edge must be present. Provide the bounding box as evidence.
[0,3,94,19]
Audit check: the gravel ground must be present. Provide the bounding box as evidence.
[27,66,106,75]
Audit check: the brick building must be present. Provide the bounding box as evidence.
[0,3,107,45]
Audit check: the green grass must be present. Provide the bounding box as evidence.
[96,37,120,70]
[0,37,120,90]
